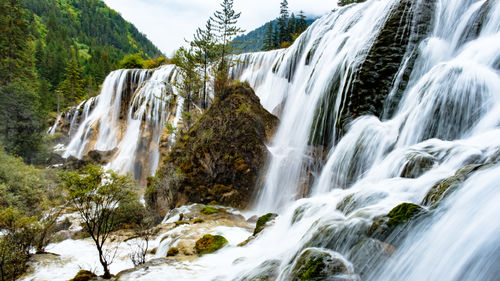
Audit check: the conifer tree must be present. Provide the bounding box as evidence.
[262,22,275,51]
[278,0,291,45]
[296,11,308,34]
[191,19,217,109]
[211,0,244,94]
[58,50,85,106]
[0,0,43,162]
[288,13,297,37]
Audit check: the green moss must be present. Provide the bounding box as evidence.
[192,218,204,224]
[387,203,425,228]
[167,247,179,257]
[200,206,220,215]
[69,270,96,281]
[195,234,228,255]
[290,248,348,281]
[422,163,493,207]
[253,213,278,235]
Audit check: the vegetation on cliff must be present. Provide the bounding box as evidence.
[147,81,277,215]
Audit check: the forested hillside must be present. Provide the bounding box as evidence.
[0,0,162,162]
[232,15,316,53]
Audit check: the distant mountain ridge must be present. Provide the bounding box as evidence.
[232,17,317,54]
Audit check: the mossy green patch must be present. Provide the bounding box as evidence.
[200,206,219,215]
[387,203,425,228]
[253,213,278,235]
[195,234,228,255]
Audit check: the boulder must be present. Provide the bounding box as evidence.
[147,81,278,216]
[422,163,493,207]
[195,234,228,255]
[287,248,355,281]
[253,213,278,236]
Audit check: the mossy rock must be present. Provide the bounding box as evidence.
[237,259,281,281]
[349,238,395,277]
[195,234,228,255]
[400,152,436,178]
[387,203,425,228]
[253,213,278,236]
[69,270,96,281]
[422,163,492,207]
[200,206,219,215]
[149,81,278,216]
[369,202,426,241]
[167,247,179,257]
[289,248,349,281]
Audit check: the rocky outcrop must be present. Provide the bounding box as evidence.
[310,0,437,146]
[147,82,278,216]
[422,163,494,208]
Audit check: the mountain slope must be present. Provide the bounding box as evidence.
[22,0,163,108]
[232,17,316,53]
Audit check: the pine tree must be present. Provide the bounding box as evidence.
[58,50,85,107]
[278,0,291,45]
[296,11,308,34]
[262,22,275,51]
[0,0,37,85]
[172,47,201,126]
[191,19,217,109]
[211,0,244,94]
[288,13,297,37]
[0,0,43,162]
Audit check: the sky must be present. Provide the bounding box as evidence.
[102,0,335,56]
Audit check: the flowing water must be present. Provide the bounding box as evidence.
[37,0,500,280]
[54,65,181,181]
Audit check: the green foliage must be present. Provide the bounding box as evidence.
[113,192,146,230]
[0,207,38,281]
[61,164,137,279]
[0,146,60,215]
[195,234,228,255]
[119,53,145,69]
[58,49,86,106]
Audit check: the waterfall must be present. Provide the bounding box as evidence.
[55,65,181,182]
[39,0,500,279]
[148,0,498,280]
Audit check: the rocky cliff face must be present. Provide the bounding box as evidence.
[147,82,278,216]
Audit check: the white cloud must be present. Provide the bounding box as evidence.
[102,0,335,56]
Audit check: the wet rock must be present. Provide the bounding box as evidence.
[349,238,395,277]
[287,248,355,281]
[69,270,97,281]
[253,213,278,236]
[368,202,427,241]
[422,163,494,207]
[310,0,437,146]
[195,234,229,255]
[400,152,436,178]
[148,81,278,216]
[167,247,179,257]
[237,259,281,281]
[336,192,388,215]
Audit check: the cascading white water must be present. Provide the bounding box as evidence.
[58,65,182,181]
[32,0,500,280]
[232,0,399,212]
[127,0,498,279]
